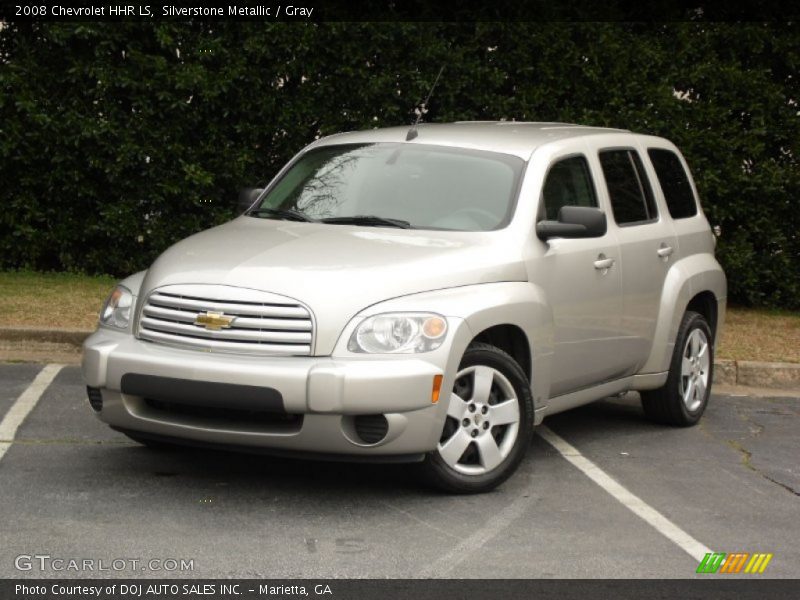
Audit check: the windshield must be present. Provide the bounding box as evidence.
[251,143,524,231]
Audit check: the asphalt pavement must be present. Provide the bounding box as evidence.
[0,363,798,579]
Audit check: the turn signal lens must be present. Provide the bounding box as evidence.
[422,317,447,339]
[431,374,444,403]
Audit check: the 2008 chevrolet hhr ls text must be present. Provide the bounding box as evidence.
[82,122,726,493]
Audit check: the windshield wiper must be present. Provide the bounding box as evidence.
[320,215,412,229]
[247,207,318,223]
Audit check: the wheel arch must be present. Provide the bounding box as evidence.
[686,290,719,339]
[453,285,553,415]
[639,254,727,374]
[470,324,532,383]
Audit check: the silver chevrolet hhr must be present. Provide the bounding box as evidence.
[83,122,726,493]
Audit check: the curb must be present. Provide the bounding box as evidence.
[714,359,800,391]
[1,327,798,391]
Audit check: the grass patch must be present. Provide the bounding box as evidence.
[717,306,800,364]
[0,271,116,330]
[0,271,797,363]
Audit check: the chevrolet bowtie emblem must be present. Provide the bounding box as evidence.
[194,311,234,330]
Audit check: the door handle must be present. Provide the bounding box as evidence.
[593,255,615,270]
[657,244,674,259]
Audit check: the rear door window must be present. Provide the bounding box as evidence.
[599,149,658,225]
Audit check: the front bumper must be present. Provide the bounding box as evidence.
[82,327,466,458]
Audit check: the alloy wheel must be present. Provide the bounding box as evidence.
[680,328,710,412]
[437,365,520,475]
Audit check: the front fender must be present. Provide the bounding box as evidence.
[639,254,727,375]
[335,282,554,416]
[119,270,147,296]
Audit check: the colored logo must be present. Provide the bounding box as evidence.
[194,311,234,330]
[696,552,773,574]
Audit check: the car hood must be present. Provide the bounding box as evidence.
[139,217,526,354]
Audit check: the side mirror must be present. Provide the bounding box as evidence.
[536,206,607,241]
[237,187,264,214]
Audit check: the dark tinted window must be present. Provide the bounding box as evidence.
[599,149,658,225]
[541,156,598,221]
[648,148,698,219]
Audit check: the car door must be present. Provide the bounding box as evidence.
[529,151,627,397]
[592,142,679,373]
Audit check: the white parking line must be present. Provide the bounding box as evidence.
[538,425,712,562]
[418,469,538,578]
[0,364,64,464]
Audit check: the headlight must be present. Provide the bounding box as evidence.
[348,313,448,354]
[99,285,133,329]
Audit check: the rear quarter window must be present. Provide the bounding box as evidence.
[647,148,698,219]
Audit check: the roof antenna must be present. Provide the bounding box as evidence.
[406,66,444,141]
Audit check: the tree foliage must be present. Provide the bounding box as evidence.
[1,22,797,307]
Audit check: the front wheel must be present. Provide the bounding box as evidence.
[420,343,534,494]
[641,311,714,426]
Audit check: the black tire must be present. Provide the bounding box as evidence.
[123,431,177,451]
[641,311,714,426]
[419,343,534,494]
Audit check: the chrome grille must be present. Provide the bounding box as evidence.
[138,285,313,356]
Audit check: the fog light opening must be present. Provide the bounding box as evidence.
[353,414,389,444]
[86,386,103,412]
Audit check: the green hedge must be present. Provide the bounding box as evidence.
[1,22,798,307]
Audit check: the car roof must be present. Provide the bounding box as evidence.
[310,121,632,160]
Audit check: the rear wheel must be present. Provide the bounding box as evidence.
[420,343,533,494]
[641,311,714,426]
